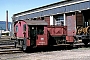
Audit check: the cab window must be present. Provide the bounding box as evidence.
[37,26,44,35]
[16,25,18,32]
[23,24,26,31]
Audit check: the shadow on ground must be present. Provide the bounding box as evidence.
[25,45,74,53]
[25,43,90,53]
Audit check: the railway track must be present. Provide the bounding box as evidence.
[73,43,90,49]
[0,36,90,54]
[0,36,23,54]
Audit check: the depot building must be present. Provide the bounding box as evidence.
[12,0,90,35]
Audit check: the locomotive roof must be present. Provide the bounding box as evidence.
[24,20,48,25]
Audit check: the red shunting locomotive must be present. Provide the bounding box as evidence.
[14,20,74,51]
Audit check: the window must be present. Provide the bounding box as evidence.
[37,26,44,35]
[54,15,64,26]
[16,25,18,32]
[23,24,26,31]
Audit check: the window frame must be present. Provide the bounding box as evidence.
[23,24,26,31]
[55,15,64,26]
[15,25,18,32]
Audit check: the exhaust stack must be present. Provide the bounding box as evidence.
[6,10,8,31]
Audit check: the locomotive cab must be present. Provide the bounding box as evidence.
[29,25,47,47]
[14,20,48,51]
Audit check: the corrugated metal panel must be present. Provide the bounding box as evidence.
[53,6,66,14]
[51,8,56,14]
[66,1,90,12]
[80,2,90,9]
[66,15,76,36]
[43,10,49,16]
[14,17,18,21]
[14,1,90,20]
[14,0,87,16]
[19,16,24,20]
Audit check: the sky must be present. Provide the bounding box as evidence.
[0,0,64,22]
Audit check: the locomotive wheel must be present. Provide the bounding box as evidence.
[82,39,89,46]
[22,38,27,51]
[14,40,18,48]
[70,43,74,47]
[56,40,60,44]
[84,42,88,46]
[22,44,27,51]
[22,42,26,51]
